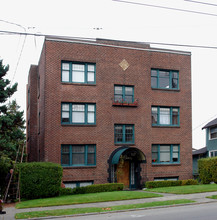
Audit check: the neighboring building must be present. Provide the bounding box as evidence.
[192,118,217,176]
[26,36,192,189]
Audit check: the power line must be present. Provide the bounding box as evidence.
[184,0,217,7]
[113,0,217,17]
[2,29,217,50]
[193,114,217,131]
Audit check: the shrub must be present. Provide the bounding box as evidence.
[145,180,182,189]
[198,157,217,184]
[181,179,198,186]
[60,183,124,196]
[145,179,198,189]
[17,162,62,199]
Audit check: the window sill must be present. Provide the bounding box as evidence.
[62,166,96,169]
[62,124,96,127]
[152,88,180,92]
[61,82,96,86]
[152,163,181,167]
[112,102,138,107]
[152,125,180,128]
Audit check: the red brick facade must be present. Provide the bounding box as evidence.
[27,37,192,188]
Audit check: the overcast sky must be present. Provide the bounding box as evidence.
[1,0,217,149]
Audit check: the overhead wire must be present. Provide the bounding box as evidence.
[1,29,217,50]
[184,0,217,7]
[112,0,217,17]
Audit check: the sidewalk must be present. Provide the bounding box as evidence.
[2,191,217,220]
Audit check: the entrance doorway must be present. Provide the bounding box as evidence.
[109,147,146,189]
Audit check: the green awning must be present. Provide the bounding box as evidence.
[111,148,128,164]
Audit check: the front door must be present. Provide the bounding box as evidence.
[130,162,137,189]
[116,160,130,188]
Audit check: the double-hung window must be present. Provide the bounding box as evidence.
[114,85,134,103]
[61,103,96,125]
[61,145,96,166]
[152,144,180,164]
[210,126,217,140]
[114,124,134,144]
[61,62,95,84]
[152,106,179,126]
[151,69,179,90]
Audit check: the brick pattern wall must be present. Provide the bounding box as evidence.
[28,38,192,184]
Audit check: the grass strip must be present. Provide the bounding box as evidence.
[16,191,162,209]
[145,184,217,194]
[15,199,195,219]
[207,195,217,199]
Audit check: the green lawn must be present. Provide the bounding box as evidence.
[15,199,195,219]
[145,184,217,194]
[16,191,162,209]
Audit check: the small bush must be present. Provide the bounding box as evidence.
[145,179,198,189]
[145,180,182,189]
[181,179,198,186]
[60,183,124,196]
[17,162,63,199]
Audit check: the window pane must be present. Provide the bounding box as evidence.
[125,95,133,103]
[87,154,95,164]
[88,105,95,112]
[160,108,170,125]
[72,112,85,123]
[62,63,70,70]
[62,112,69,122]
[159,71,170,88]
[72,146,85,153]
[152,107,158,124]
[72,154,84,165]
[62,146,69,153]
[210,127,217,139]
[62,154,70,165]
[115,86,123,95]
[88,65,95,71]
[160,146,170,162]
[72,64,84,71]
[62,104,69,111]
[88,112,94,123]
[152,145,158,152]
[172,108,179,125]
[72,105,84,111]
[88,145,95,153]
[114,95,122,102]
[62,70,69,82]
[115,126,123,142]
[125,126,133,142]
[151,70,158,76]
[159,77,170,88]
[151,77,157,87]
[172,78,178,89]
[125,87,133,95]
[172,72,178,78]
[72,71,85,82]
[80,182,92,187]
[173,145,179,151]
[87,72,94,82]
[152,152,158,163]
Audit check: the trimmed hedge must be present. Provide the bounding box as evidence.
[17,162,63,199]
[59,183,124,196]
[145,179,198,189]
[198,157,217,184]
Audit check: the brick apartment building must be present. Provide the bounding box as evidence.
[27,36,192,189]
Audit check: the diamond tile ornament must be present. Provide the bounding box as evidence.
[119,59,129,71]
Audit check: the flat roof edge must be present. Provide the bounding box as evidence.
[45,36,191,56]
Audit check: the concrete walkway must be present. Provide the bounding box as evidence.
[2,191,217,220]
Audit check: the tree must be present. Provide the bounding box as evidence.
[0,60,25,196]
